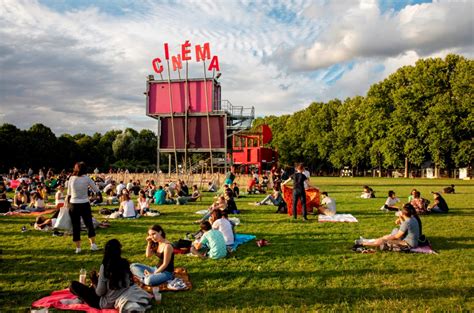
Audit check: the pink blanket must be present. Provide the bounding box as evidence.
[32,289,117,313]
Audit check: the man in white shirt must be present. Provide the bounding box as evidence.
[116,181,126,195]
[317,192,336,216]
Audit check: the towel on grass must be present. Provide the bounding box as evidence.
[3,208,57,216]
[410,245,438,254]
[318,214,358,223]
[231,234,256,251]
[31,289,117,313]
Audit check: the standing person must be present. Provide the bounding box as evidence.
[130,225,174,286]
[224,165,236,186]
[69,239,151,310]
[282,163,311,221]
[68,162,101,254]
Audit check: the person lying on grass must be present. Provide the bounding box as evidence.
[381,190,400,211]
[355,203,420,250]
[191,221,227,260]
[70,239,151,311]
[317,192,336,216]
[255,186,283,207]
[130,224,175,286]
[195,196,227,223]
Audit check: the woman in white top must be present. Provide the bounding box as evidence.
[55,185,65,207]
[137,190,150,215]
[381,190,400,212]
[210,208,234,246]
[68,162,101,254]
[119,193,137,218]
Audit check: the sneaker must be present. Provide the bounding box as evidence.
[52,230,64,237]
[255,202,261,206]
[21,226,27,232]
[302,217,309,221]
[90,244,99,251]
[75,248,82,254]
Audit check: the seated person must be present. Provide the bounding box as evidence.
[410,191,429,214]
[355,203,420,250]
[360,185,375,199]
[261,175,269,191]
[407,188,417,202]
[154,186,174,205]
[89,191,103,205]
[55,185,65,207]
[232,182,240,198]
[210,209,235,247]
[247,177,257,194]
[428,192,449,213]
[0,193,12,213]
[130,225,174,286]
[256,187,283,206]
[119,193,137,218]
[191,221,227,259]
[26,192,45,212]
[137,190,150,215]
[317,192,336,216]
[225,193,239,214]
[381,190,400,211]
[13,190,29,210]
[70,239,151,310]
[176,185,201,205]
[207,181,217,192]
[197,196,227,223]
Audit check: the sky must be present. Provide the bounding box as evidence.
[0,0,472,135]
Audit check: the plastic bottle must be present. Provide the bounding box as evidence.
[79,268,87,284]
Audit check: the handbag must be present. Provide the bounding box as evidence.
[54,197,72,231]
[54,206,72,231]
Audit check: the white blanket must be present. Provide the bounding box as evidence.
[318,214,358,223]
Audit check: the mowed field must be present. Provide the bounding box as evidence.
[1,177,473,312]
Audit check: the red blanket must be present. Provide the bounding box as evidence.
[31,289,117,313]
[282,185,320,216]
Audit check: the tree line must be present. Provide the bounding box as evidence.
[252,54,473,176]
[0,125,158,173]
[1,54,472,175]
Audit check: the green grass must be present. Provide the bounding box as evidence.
[1,177,473,312]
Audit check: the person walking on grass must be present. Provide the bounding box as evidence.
[282,163,312,221]
[68,161,101,254]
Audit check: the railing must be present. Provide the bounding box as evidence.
[220,100,255,119]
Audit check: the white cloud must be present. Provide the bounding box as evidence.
[288,0,473,70]
[0,0,472,135]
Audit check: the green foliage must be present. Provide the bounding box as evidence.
[0,178,473,311]
[252,54,473,171]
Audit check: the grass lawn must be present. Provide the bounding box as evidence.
[1,177,473,312]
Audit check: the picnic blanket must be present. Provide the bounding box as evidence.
[318,214,358,223]
[2,208,57,216]
[31,289,117,313]
[282,185,320,216]
[231,234,256,251]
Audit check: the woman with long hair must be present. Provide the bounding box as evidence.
[69,239,147,309]
[130,225,174,286]
[68,161,101,253]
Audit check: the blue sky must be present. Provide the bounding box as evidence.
[0,0,472,134]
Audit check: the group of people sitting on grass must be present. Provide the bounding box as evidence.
[381,189,449,215]
[354,185,453,252]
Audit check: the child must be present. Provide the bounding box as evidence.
[381,190,400,211]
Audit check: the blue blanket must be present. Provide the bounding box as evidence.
[231,234,256,251]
